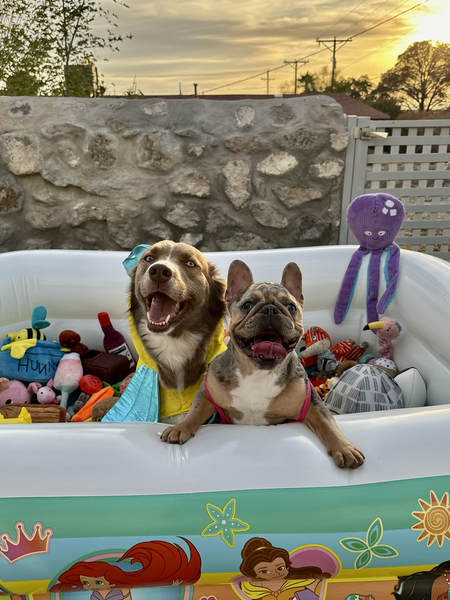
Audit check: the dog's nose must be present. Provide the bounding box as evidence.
[149,264,172,284]
[261,304,280,315]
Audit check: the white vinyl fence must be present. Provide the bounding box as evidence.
[340,116,450,261]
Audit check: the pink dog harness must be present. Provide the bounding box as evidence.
[204,374,311,425]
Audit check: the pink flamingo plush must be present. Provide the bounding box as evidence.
[363,317,401,360]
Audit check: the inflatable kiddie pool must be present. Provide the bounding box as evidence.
[1,245,450,600]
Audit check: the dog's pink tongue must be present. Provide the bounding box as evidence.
[253,341,286,360]
[148,295,178,323]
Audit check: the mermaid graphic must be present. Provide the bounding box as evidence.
[50,538,201,596]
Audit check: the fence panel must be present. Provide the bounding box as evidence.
[342,117,450,261]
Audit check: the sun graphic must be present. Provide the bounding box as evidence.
[412,491,450,547]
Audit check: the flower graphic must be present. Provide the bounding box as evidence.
[412,490,450,547]
[340,518,398,569]
[201,498,249,548]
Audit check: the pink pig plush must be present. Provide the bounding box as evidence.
[30,379,61,405]
[0,377,39,407]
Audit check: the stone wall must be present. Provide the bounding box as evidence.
[0,96,348,252]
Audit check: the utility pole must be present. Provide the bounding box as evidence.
[284,60,308,94]
[261,70,275,95]
[316,37,352,92]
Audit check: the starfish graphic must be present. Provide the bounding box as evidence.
[201,498,249,547]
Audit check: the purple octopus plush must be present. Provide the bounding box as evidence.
[334,193,405,325]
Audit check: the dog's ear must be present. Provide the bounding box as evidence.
[281,262,304,305]
[207,262,227,306]
[226,260,254,303]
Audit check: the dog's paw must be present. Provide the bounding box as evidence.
[160,425,195,445]
[329,443,365,469]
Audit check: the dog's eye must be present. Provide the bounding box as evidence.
[241,301,253,311]
[186,260,196,268]
[144,255,154,263]
[286,304,297,313]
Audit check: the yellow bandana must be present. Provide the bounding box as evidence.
[129,313,227,419]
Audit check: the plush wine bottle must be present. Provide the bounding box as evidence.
[97,312,136,371]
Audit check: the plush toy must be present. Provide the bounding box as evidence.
[300,327,331,369]
[0,306,68,384]
[0,378,39,407]
[315,377,339,400]
[334,193,405,325]
[66,392,90,422]
[300,326,370,376]
[90,373,135,421]
[324,364,404,414]
[53,353,83,409]
[59,330,89,357]
[364,317,401,360]
[0,407,32,424]
[30,379,61,405]
[1,305,52,360]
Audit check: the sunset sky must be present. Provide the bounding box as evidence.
[97,0,449,96]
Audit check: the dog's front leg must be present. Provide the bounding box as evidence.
[160,380,216,445]
[303,392,365,469]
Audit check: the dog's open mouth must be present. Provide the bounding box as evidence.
[146,292,189,332]
[235,332,298,363]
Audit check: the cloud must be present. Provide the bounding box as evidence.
[94,0,437,94]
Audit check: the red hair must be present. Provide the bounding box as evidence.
[50,538,201,592]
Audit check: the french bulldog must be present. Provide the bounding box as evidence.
[161,260,365,469]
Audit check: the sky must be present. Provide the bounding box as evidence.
[95,0,450,96]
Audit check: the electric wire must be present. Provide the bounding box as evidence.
[350,0,428,39]
[199,0,428,94]
[337,0,404,37]
[340,2,443,73]
[298,0,371,58]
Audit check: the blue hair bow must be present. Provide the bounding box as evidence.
[123,244,150,277]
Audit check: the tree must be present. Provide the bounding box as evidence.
[365,93,402,119]
[325,75,372,98]
[0,0,131,97]
[0,0,50,95]
[41,0,132,96]
[298,72,318,93]
[377,41,450,111]
[297,68,373,99]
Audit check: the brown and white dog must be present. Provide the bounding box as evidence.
[130,240,227,422]
[161,259,365,469]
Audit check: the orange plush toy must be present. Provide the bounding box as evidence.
[300,326,370,376]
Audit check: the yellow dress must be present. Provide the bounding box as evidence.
[129,314,227,419]
[241,579,317,600]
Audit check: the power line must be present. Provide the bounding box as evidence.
[337,0,402,36]
[261,70,275,94]
[317,38,353,90]
[202,63,289,94]
[284,59,308,94]
[339,27,414,72]
[350,0,429,39]
[298,0,371,58]
[202,0,428,95]
[340,2,443,73]
[318,0,371,39]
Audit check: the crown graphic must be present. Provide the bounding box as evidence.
[0,522,53,563]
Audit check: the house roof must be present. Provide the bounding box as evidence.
[300,93,390,119]
[139,93,390,119]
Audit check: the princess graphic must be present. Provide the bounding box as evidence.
[50,538,201,597]
[237,538,331,600]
